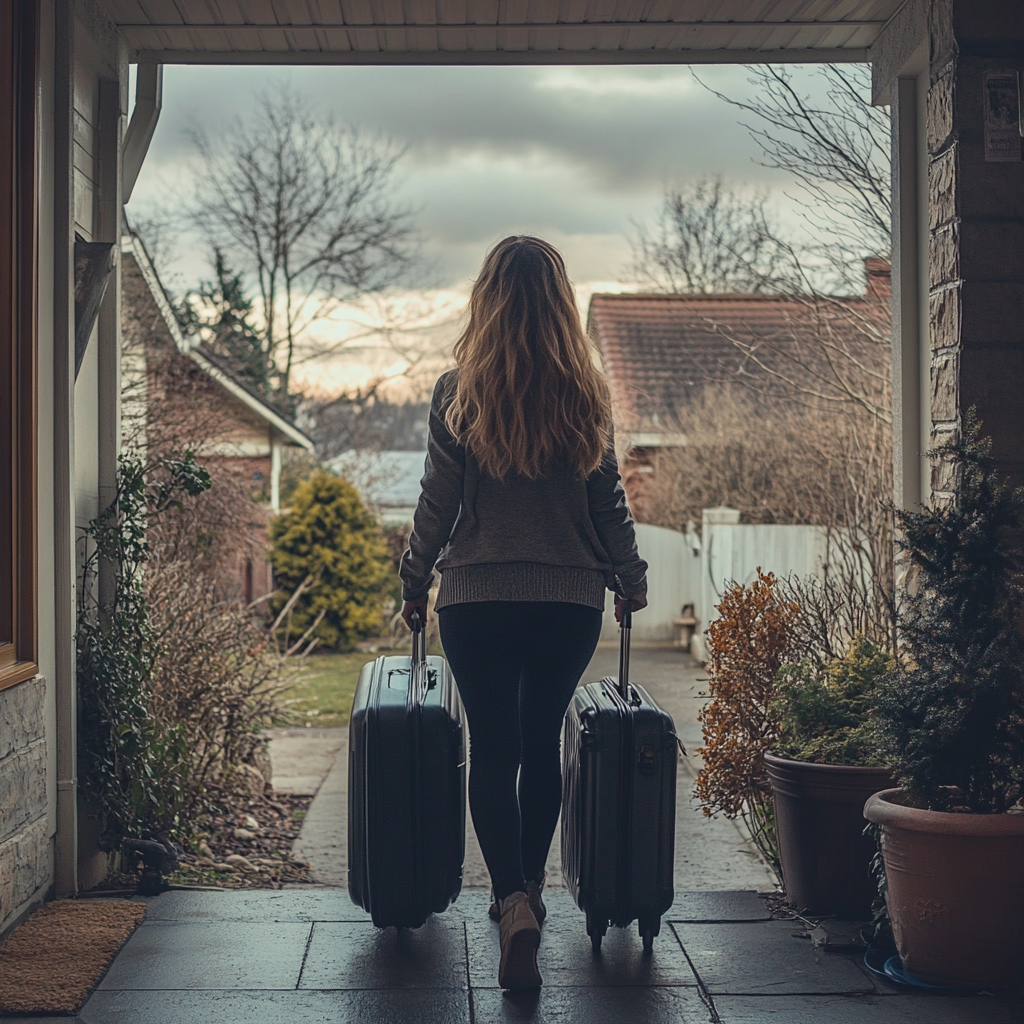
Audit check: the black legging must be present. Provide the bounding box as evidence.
[438,600,603,900]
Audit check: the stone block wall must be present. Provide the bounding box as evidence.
[0,678,51,932]
[927,1,1024,500]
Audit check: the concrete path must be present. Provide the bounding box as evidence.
[272,643,772,893]
[27,888,1019,1023]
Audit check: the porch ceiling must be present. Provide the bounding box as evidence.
[100,0,903,65]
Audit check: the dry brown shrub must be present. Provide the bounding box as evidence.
[695,570,799,874]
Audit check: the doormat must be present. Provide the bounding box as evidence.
[0,899,146,1015]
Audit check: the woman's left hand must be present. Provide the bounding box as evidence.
[614,593,648,623]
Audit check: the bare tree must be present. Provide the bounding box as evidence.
[630,175,783,294]
[188,85,420,397]
[696,64,891,281]
[642,386,895,648]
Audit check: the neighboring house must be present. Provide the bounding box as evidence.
[331,450,426,526]
[121,234,313,604]
[588,260,891,519]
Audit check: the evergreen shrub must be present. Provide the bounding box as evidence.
[773,636,890,766]
[270,471,392,650]
[879,413,1024,813]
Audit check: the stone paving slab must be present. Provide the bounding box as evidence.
[291,731,349,885]
[143,888,367,922]
[465,890,698,989]
[299,917,467,990]
[80,988,471,1024]
[96,920,312,991]
[712,993,1020,1023]
[71,887,1022,1024]
[671,921,877,996]
[670,890,772,923]
[266,727,345,796]
[472,985,711,1023]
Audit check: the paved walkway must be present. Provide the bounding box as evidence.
[13,644,1021,1022]
[19,888,1019,1023]
[276,643,774,892]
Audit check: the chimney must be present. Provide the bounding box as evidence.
[865,256,891,301]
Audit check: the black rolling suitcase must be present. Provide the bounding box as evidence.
[348,613,466,928]
[561,603,678,952]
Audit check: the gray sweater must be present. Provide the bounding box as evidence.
[400,371,648,611]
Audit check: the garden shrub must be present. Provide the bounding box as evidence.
[270,471,392,650]
[78,453,299,847]
[696,570,799,873]
[773,636,891,766]
[879,412,1024,813]
[77,452,212,848]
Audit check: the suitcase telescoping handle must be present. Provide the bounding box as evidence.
[409,608,428,704]
[617,597,632,700]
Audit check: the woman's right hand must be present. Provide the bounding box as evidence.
[402,599,429,631]
[614,593,647,623]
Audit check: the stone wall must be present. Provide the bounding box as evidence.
[0,678,51,932]
[927,1,1024,499]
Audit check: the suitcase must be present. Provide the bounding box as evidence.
[561,603,678,952]
[348,612,466,928]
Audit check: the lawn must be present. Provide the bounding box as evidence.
[276,642,445,728]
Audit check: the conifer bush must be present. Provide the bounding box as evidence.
[879,413,1024,813]
[270,471,392,650]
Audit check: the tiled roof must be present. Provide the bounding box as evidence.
[588,289,885,433]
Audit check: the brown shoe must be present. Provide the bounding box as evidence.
[498,892,542,990]
[490,872,547,925]
[526,872,547,926]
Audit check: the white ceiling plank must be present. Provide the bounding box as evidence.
[285,25,323,45]
[318,25,353,46]
[466,0,499,25]
[340,0,376,24]
[131,42,870,61]
[208,1,247,23]
[174,0,219,23]
[237,0,279,23]
[104,0,151,24]
[137,0,185,23]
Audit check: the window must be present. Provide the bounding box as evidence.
[0,0,37,690]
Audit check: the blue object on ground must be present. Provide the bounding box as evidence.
[862,947,982,995]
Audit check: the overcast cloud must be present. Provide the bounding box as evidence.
[128,63,846,292]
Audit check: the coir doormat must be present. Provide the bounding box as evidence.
[0,899,146,1015]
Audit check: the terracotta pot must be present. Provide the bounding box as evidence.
[765,752,895,918]
[864,789,1024,988]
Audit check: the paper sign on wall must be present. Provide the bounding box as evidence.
[983,71,1022,162]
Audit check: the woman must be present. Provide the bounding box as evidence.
[400,236,648,990]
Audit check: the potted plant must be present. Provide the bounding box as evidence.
[865,415,1024,988]
[765,635,895,919]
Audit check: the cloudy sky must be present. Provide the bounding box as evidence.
[130,64,850,285]
[127,63,855,393]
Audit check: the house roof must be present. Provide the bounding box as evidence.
[99,1,902,66]
[121,233,313,451]
[589,279,889,438]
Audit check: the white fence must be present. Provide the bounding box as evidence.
[691,508,835,661]
[602,508,843,659]
[600,523,701,641]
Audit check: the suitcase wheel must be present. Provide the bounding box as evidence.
[639,918,660,954]
[585,909,607,954]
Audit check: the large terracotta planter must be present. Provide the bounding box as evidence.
[864,789,1024,988]
[764,752,895,918]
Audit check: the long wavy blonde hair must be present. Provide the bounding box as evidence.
[445,236,612,479]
